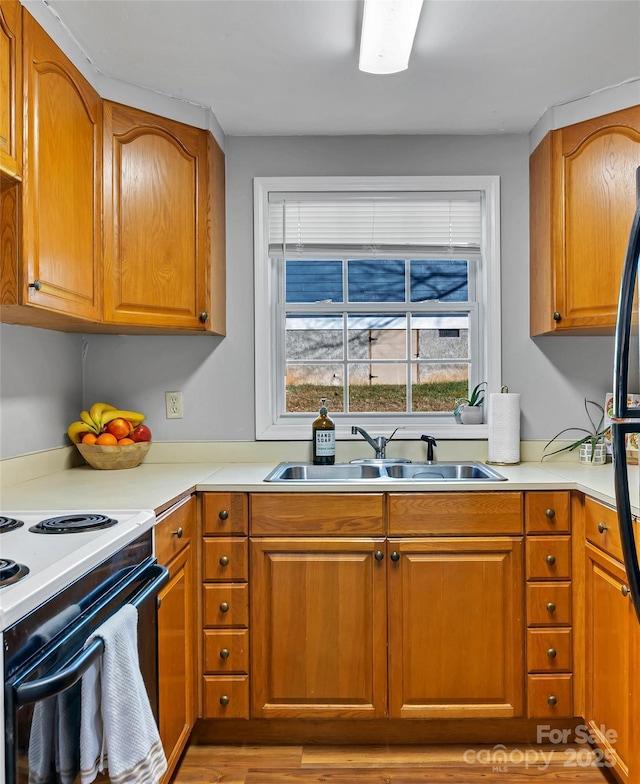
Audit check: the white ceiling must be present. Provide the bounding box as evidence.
[47,0,640,136]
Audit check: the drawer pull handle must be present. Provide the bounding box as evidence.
[219,695,229,706]
[547,648,557,659]
[374,550,384,561]
[622,584,630,597]
[219,510,229,521]
[219,602,230,613]
[390,551,400,562]
[200,311,209,323]
[545,508,555,519]
[553,312,561,322]
[546,602,556,614]
[597,522,608,534]
[219,556,229,567]
[172,527,184,539]
[29,279,42,291]
[546,555,556,566]
[547,695,557,706]
[220,648,230,660]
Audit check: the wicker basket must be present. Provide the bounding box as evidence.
[77,441,151,470]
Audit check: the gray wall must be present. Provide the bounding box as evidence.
[1,134,617,459]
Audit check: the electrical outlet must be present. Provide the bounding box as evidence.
[165,391,183,419]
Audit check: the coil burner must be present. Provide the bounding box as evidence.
[29,513,118,534]
[0,517,24,533]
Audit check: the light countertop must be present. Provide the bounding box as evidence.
[1,458,637,516]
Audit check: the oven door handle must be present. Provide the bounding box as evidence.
[15,563,168,707]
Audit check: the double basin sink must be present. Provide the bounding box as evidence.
[264,460,507,483]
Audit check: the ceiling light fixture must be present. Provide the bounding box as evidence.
[359,0,425,75]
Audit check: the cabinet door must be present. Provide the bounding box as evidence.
[21,11,102,321]
[388,537,524,719]
[251,537,387,719]
[585,543,634,779]
[103,101,212,331]
[156,496,196,782]
[0,0,21,178]
[531,106,640,335]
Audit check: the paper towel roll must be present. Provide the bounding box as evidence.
[487,392,520,464]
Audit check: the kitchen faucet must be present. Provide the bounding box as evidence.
[421,434,437,463]
[351,426,397,459]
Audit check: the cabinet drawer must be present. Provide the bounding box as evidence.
[203,675,249,719]
[526,536,571,580]
[527,674,573,718]
[388,492,523,536]
[250,493,385,535]
[155,495,195,566]
[204,629,249,674]
[203,493,248,535]
[585,497,623,562]
[203,537,248,581]
[526,582,572,626]
[525,492,571,534]
[527,628,572,672]
[203,584,249,627]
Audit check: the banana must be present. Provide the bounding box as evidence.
[67,421,92,443]
[89,401,116,429]
[101,409,146,428]
[80,411,100,433]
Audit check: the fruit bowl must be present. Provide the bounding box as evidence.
[76,441,151,470]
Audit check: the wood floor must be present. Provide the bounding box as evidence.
[171,744,618,783]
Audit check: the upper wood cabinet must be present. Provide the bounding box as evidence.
[530,106,640,335]
[103,102,225,333]
[2,9,103,328]
[0,0,21,179]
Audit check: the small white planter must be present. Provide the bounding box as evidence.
[579,441,607,464]
[460,405,483,425]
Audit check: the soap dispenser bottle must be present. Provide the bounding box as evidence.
[312,398,335,465]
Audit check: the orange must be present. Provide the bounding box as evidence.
[95,432,118,446]
[118,437,135,445]
[81,433,98,445]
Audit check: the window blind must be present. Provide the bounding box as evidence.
[268,192,482,256]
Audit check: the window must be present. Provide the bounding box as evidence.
[254,176,501,440]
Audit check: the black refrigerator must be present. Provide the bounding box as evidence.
[612,167,640,621]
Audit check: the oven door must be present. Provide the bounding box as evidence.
[4,559,168,784]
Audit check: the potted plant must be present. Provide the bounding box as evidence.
[453,382,486,425]
[542,399,610,463]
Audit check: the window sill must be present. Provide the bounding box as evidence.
[256,421,489,441]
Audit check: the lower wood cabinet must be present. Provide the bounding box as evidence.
[250,536,388,719]
[155,495,196,782]
[387,536,524,719]
[585,541,636,781]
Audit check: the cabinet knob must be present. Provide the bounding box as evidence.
[546,554,556,566]
[374,550,384,561]
[547,648,557,659]
[545,508,555,519]
[220,648,230,660]
[547,695,558,706]
[29,279,42,291]
[552,312,561,322]
[597,522,608,534]
[219,602,229,613]
[390,551,400,562]
[219,695,229,707]
[622,584,630,597]
[546,602,556,614]
[219,510,229,520]
[219,555,229,567]
[199,311,209,323]
[172,527,183,538]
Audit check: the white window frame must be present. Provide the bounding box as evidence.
[254,175,501,441]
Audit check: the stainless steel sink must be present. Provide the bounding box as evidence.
[264,461,506,483]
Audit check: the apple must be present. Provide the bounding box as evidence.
[106,417,132,441]
[130,424,152,442]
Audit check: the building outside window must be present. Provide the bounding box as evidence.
[254,176,501,441]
